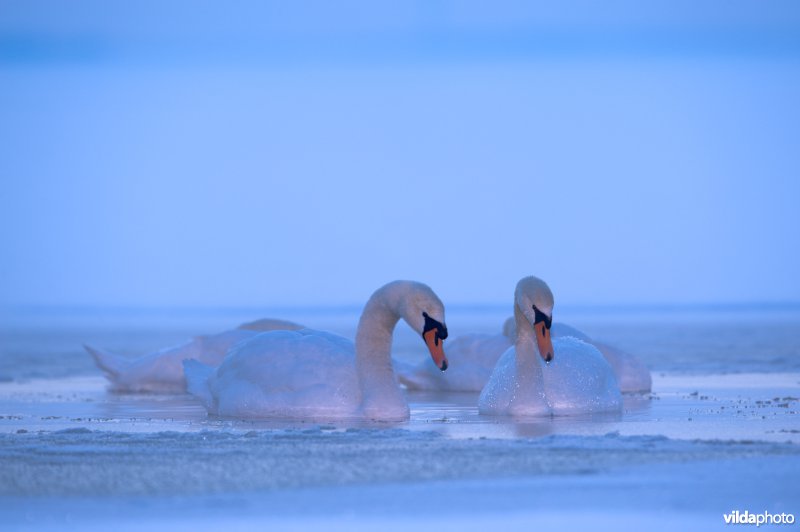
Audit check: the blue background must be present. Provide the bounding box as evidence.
[1,1,799,308]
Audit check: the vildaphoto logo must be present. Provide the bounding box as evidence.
[723,510,795,526]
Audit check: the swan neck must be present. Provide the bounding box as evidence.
[354,290,401,381]
[514,302,543,377]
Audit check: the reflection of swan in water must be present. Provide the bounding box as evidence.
[85,318,304,393]
[183,281,448,421]
[399,314,650,394]
[478,276,622,417]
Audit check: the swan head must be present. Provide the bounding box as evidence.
[515,276,555,363]
[394,282,449,372]
[421,311,449,371]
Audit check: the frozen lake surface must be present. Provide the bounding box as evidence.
[0,306,798,530]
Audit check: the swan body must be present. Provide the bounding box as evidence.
[185,330,361,419]
[184,281,449,421]
[478,276,622,417]
[589,341,652,394]
[401,317,649,393]
[398,332,508,392]
[85,318,304,393]
[504,318,650,393]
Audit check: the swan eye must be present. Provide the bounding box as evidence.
[422,312,448,342]
[532,305,552,330]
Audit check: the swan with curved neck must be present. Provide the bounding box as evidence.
[479,276,622,416]
[184,280,448,421]
[398,277,552,394]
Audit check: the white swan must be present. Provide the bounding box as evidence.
[399,316,650,394]
[478,276,622,416]
[85,318,304,393]
[581,339,651,393]
[183,281,448,421]
[502,318,651,393]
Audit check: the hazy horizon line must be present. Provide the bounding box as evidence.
[3,300,800,316]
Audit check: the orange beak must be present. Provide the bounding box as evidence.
[423,328,448,371]
[536,323,554,363]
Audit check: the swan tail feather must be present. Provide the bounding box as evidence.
[84,344,131,381]
[183,359,215,410]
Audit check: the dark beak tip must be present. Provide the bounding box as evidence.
[440,360,448,372]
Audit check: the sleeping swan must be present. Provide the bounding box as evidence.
[183,281,448,421]
[85,318,304,393]
[478,276,622,416]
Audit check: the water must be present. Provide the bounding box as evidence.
[0,304,799,530]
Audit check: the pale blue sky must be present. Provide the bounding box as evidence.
[1,1,799,308]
